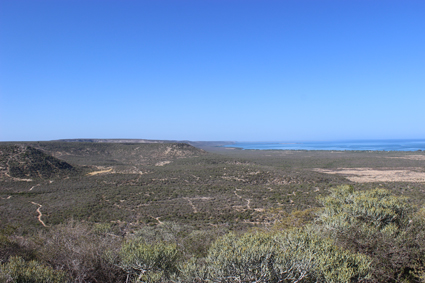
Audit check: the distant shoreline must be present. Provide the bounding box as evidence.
[222,140,425,152]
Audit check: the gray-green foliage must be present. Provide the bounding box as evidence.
[280,228,371,283]
[205,231,277,282]
[317,185,412,235]
[317,185,425,282]
[181,228,371,283]
[0,256,67,283]
[116,239,180,282]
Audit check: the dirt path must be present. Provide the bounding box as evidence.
[149,216,163,225]
[235,190,252,210]
[4,151,33,181]
[30,202,48,227]
[184,198,198,213]
[246,199,251,210]
[29,184,40,191]
[4,172,32,182]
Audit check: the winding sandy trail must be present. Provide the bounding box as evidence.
[30,202,48,227]
[234,190,242,199]
[184,198,198,213]
[4,172,32,182]
[246,199,251,210]
[235,190,252,210]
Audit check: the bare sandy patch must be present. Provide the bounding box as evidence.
[314,168,425,183]
[155,161,171,166]
[87,168,113,176]
[386,155,425,161]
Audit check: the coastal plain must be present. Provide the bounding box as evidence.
[1,140,425,233]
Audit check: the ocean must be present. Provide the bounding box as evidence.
[223,140,425,151]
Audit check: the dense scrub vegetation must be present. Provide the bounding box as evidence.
[1,141,425,282]
[1,186,425,282]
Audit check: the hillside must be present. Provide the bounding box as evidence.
[0,145,77,180]
[58,138,166,143]
[33,141,207,167]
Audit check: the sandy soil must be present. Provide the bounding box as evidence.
[31,202,47,227]
[386,155,425,161]
[314,168,425,183]
[87,168,113,176]
[184,197,198,213]
[155,161,172,166]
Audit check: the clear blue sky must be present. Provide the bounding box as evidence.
[1,0,424,142]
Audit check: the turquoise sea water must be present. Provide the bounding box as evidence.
[223,140,425,151]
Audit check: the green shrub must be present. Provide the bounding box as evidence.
[205,231,277,282]
[317,185,412,234]
[268,208,318,231]
[274,228,371,283]
[317,186,425,282]
[181,228,371,283]
[182,229,218,258]
[116,239,181,282]
[0,256,67,283]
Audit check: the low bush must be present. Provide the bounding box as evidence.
[317,185,412,233]
[37,220,125,283]
[0,256,67,283]
[180,228,371,283]
[113,239,181,282]
[317,185,425,282]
